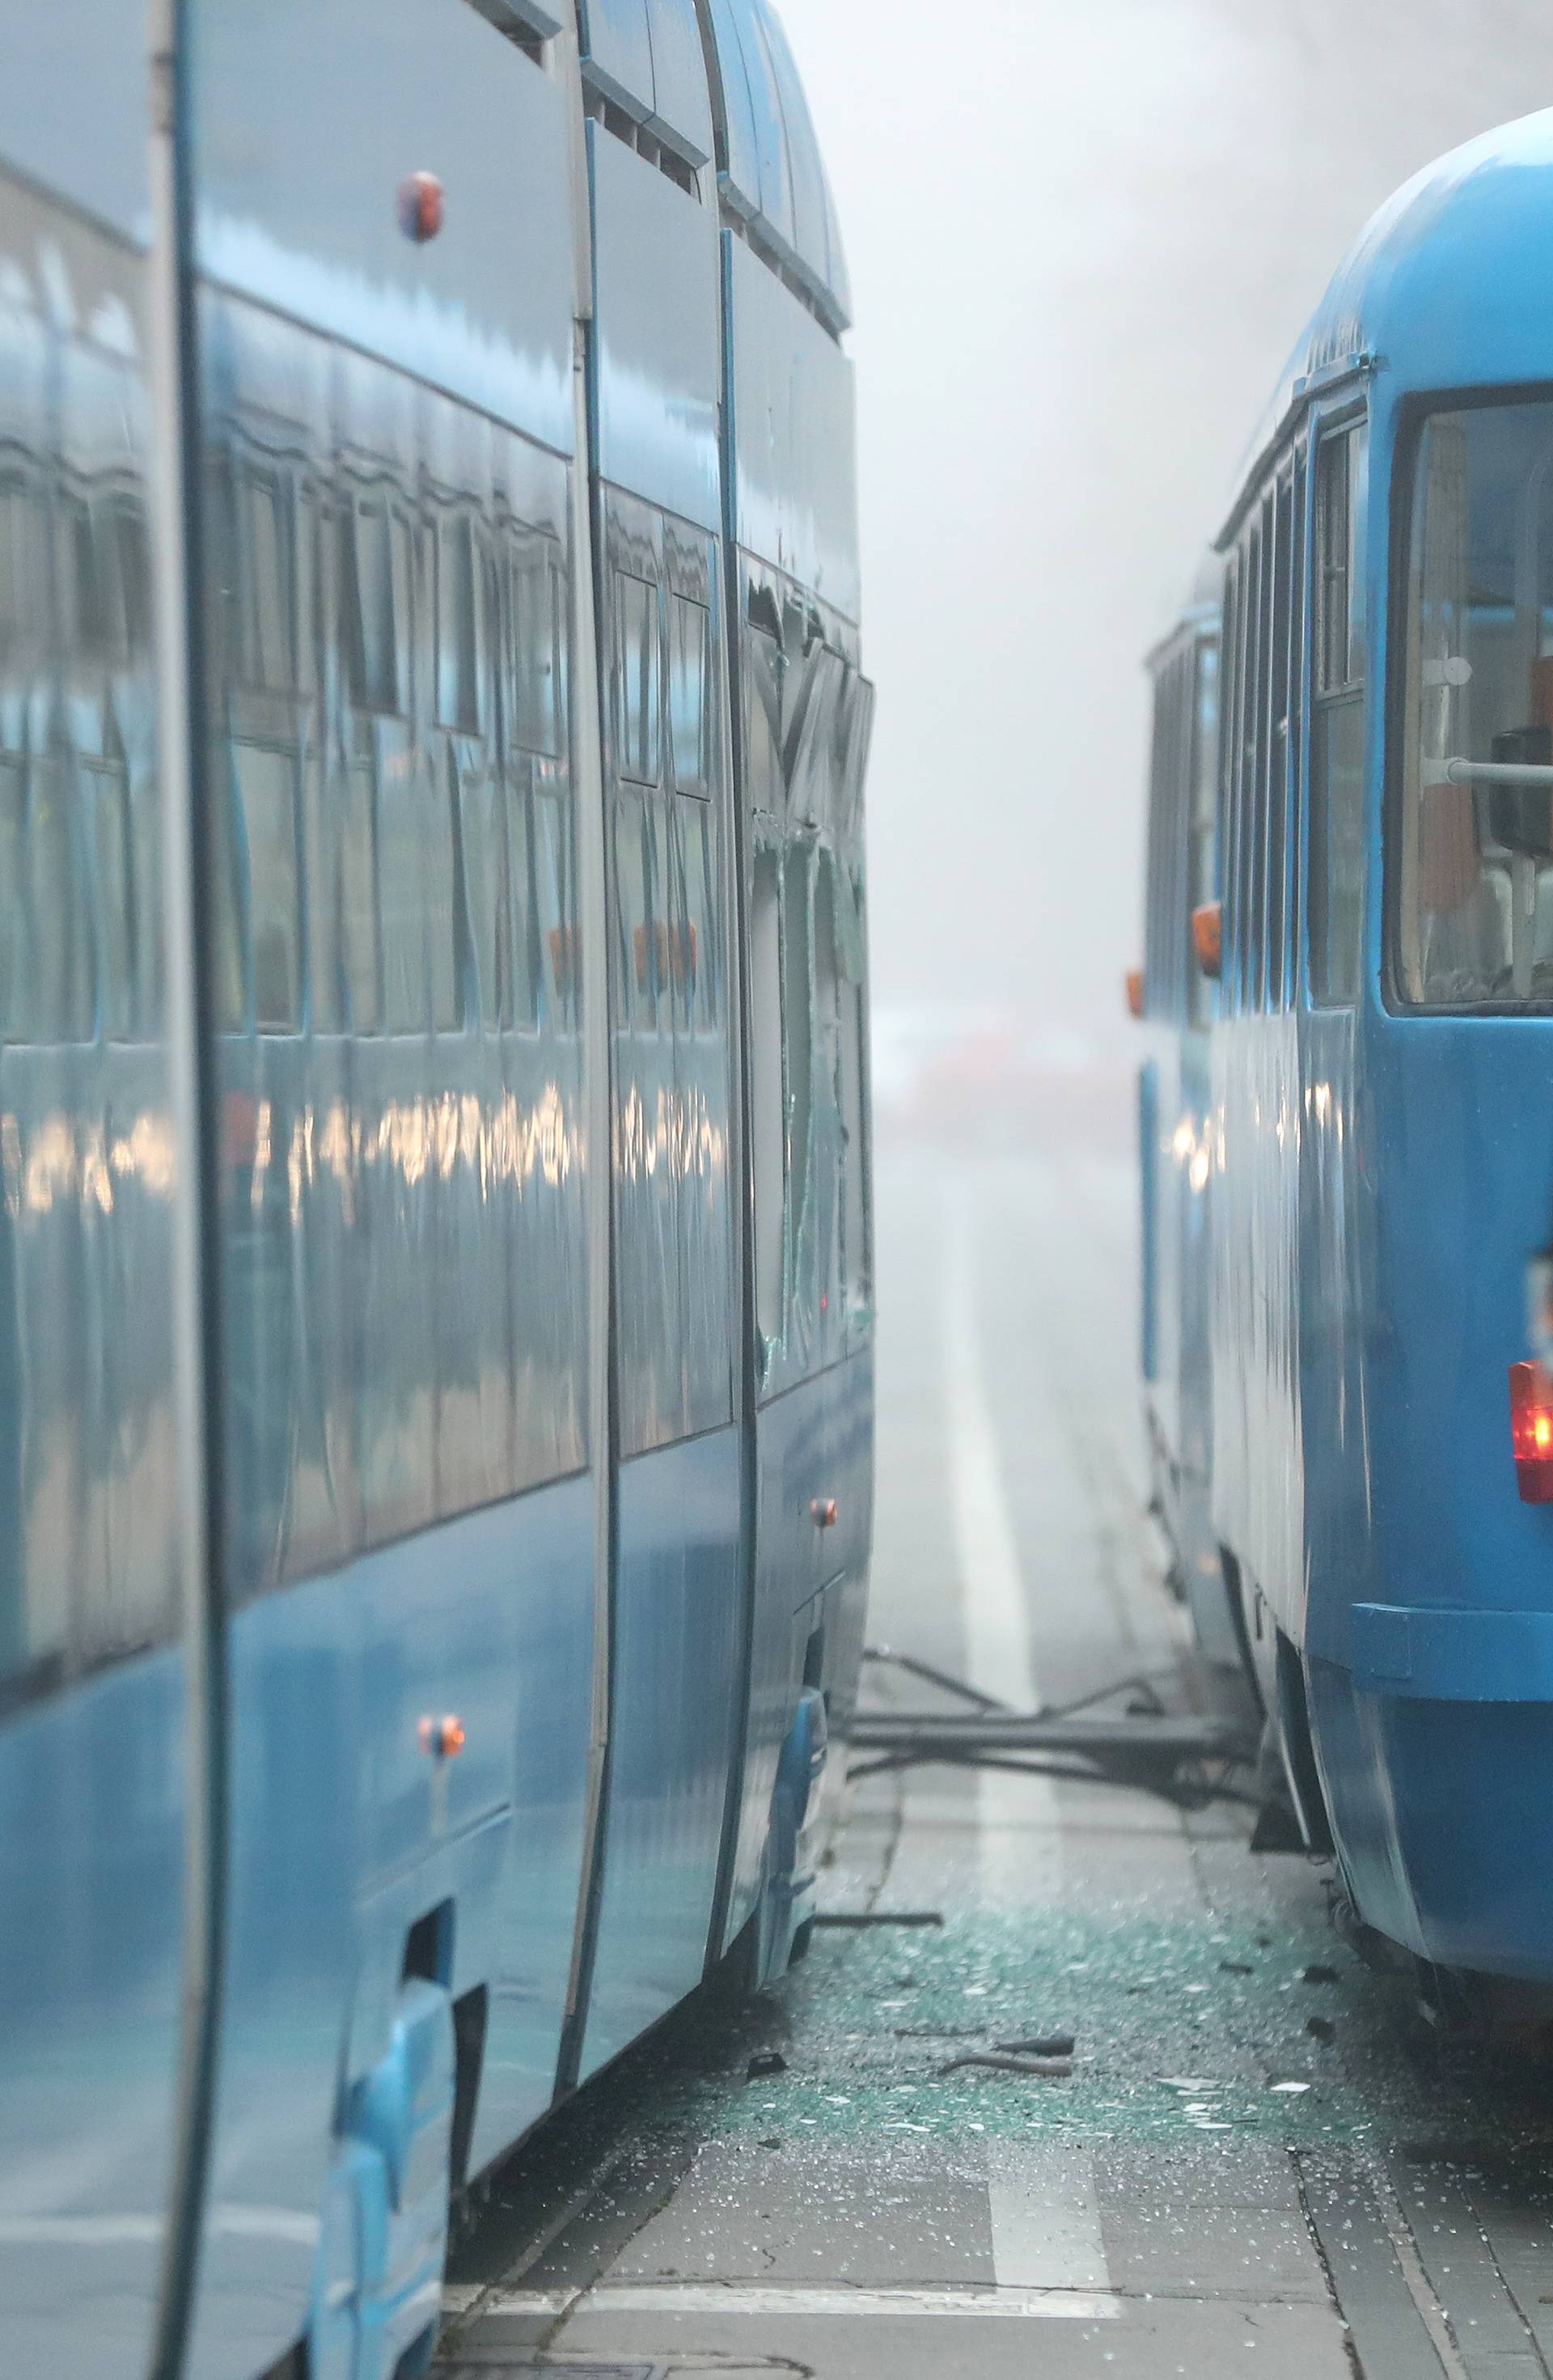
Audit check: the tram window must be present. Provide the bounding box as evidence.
[427,758,460,1032]
[90,763,135,1040]
[1234,513,1265,1013]
[744,621,784,814]
[530,786,565,1027]
[437,514,481,735]
[1216,559,1239,1012]
[67,493,151,667]
[1187,638,1218,1027]
[0,480,39,654]
[209,771,245,1034]
[669,594,710,795]
[379,764,427,1033]
[238,469,293,690]
[0,760,25,1037]
[130,770,164,1031]
[459,769,498,1024]
[1318,428,1363,694]
[530,785,565,1018]
[1311,424,1366,1006]
[750,841,785,1347]
[836,671,872,845]
[341,761,381,1034]
[794,648,845,822]
[1287,447,1308,989]
[1144,660,1174,1018]
[66,496,126,666]
[675,792,717,1028]
[1169,650,1194,1017]
[1265,472,1293,1010]
[304,755,344,1036]
[32,756,92,1042]
[294,487,319,695]
[614,790,658,1027]
[510,540,563,758]
[1397,400,1553,1007]
[617,571,661,788]
[341,498,408,714]
[783,842,813,1260]
[236,743,301,1031]
[829,856,870,1312]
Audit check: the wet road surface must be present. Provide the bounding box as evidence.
[441,1141,1553,2379]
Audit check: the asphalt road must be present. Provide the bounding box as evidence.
[441,1137,1553,2380]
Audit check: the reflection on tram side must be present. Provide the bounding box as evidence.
[0,5,874,2378]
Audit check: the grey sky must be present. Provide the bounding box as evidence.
[773,0,1553,1037]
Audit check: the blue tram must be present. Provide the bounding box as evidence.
[1139,106,1553,1998]
[0,5,873,2376]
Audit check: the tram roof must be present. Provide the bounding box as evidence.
[582,0,851,335]
[1221,105,1553,544]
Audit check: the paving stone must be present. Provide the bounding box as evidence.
[605,2136,995,2287]
[1098,2202,1329,2301]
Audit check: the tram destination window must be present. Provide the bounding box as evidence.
[1397,401,1553,1006]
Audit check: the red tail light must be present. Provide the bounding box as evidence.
[1509,1361,1553,1501]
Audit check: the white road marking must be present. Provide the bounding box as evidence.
[0,2214,163,2246]
[986,2142,1111,2292]
[945,1206,1115,2302]
[476,2283,1121,2322]
[943,1204,1064,1898]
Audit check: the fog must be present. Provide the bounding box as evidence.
[775,0,1553,1062]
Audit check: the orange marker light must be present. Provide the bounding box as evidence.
[1125,967,1145,1021]
[417,1713,467,1758]
[1509,1362,1553,1501]
[1191,900,1223,980]
[398,171,445,244]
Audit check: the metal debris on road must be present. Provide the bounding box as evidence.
[815,1910,946,1929]
[937,2051,1075,2078]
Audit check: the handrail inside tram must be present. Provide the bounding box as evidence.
[1442,758,1553,784]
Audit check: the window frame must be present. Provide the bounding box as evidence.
[1384,380,1553,1016]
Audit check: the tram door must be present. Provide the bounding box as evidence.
[578,91,746,2075]
[0,26,191,2380]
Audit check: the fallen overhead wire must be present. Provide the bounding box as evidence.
[851,1648,1259,1810]
[812,1910,945,1930]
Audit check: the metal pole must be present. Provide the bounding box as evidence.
[146,4,228,2370]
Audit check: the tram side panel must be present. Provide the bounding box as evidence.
[0,56,188,2376]
[1208,464,1308,1694]
[1139,614,1235,1663]
[720,233,874,1970]
[183,15,597,2377]
[578,121,746,2077]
